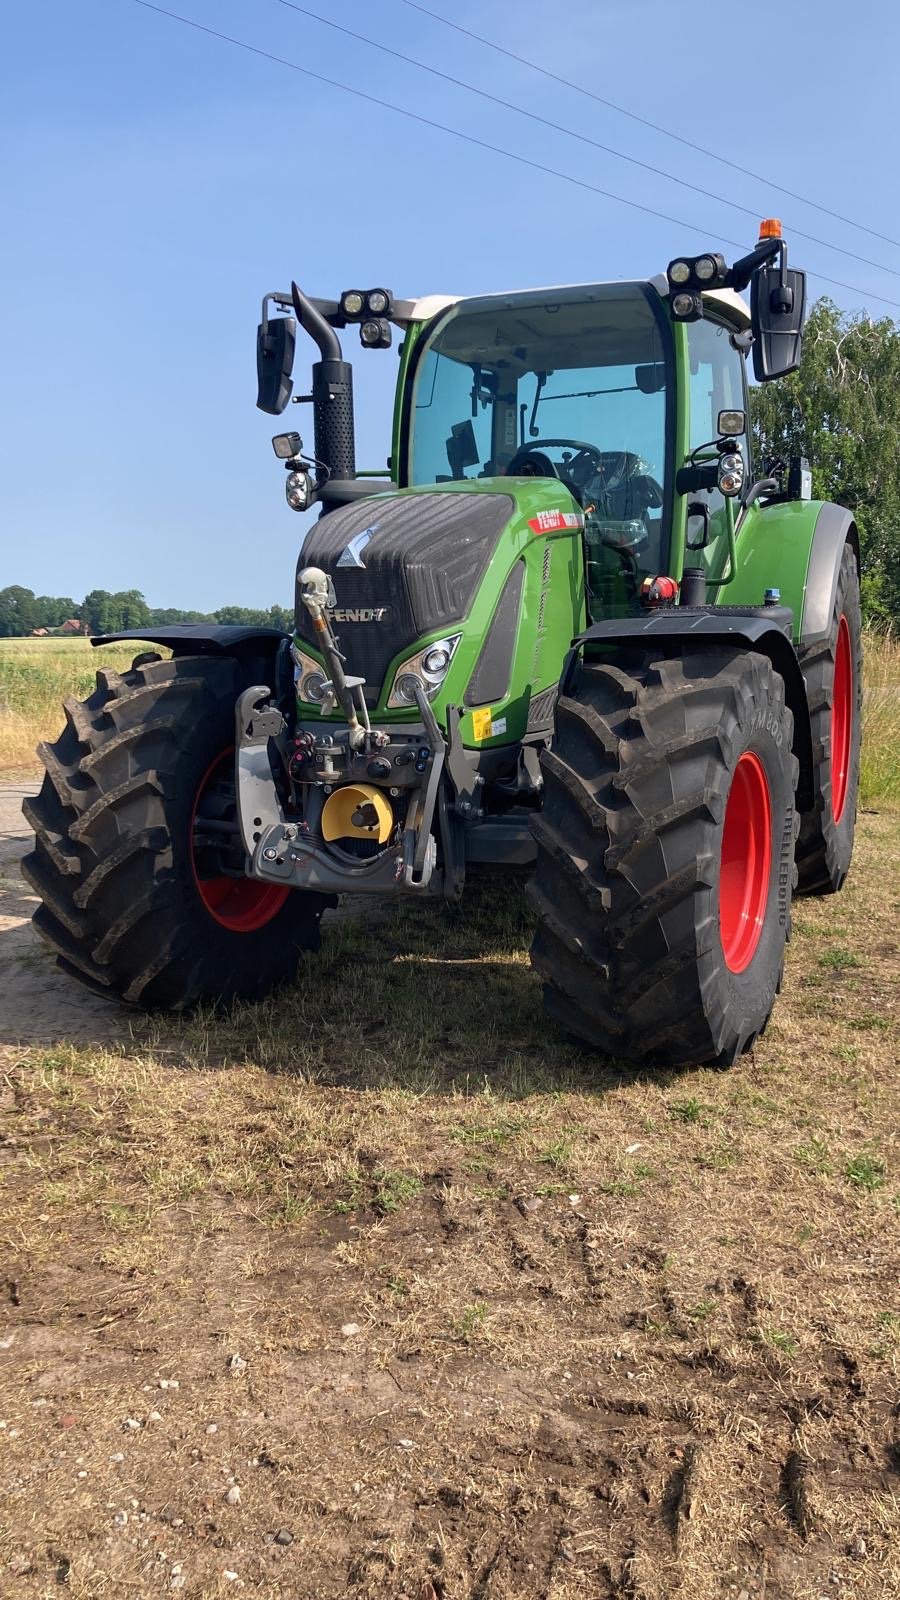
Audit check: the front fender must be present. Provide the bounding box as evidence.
[567,608,814,812]
[801,504,859,644]
[92,625,294,710]
[92,624,288,656]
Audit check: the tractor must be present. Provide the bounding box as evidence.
[23,222,862,1066]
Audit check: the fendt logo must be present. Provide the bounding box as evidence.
[331,607,390,623]
[337,525,378,568]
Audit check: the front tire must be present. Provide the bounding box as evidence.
[795,543,863,894]
[21,653,331,1009]
[528,646,797,1068]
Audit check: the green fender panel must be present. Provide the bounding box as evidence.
[717,500,858,646]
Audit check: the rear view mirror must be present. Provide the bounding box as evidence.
[256,315,296,414]
[751,266,806,381]
[446,419,480,477]
[635,362,666,394]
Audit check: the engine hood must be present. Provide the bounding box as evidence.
[295,489,515,700]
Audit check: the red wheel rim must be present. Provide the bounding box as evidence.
[190,750,290,932]
[720,751,772,974]
[831,614,853,824]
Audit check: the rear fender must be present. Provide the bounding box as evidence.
[566,609,814,812]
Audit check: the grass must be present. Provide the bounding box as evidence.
[861,628,900,805]
[0,635,166,770]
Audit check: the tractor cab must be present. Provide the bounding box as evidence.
[400,282,671,617]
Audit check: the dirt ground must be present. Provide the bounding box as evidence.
[1,781,898,1600]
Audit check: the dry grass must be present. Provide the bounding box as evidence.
[0,637,164,771]
[2,812,898,1597]
[862,629,900,805]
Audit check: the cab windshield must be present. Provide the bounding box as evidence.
[406,283,672,612]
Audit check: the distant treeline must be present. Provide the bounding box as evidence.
[0,586,293,638]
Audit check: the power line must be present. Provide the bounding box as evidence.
[128,0,900,311]
[398,0,900,256]
[277,0,900,284]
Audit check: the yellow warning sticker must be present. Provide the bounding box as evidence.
[471,706,493,741]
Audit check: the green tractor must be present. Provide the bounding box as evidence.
[23,223,862,1066]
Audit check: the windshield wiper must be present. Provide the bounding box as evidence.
[528,371,548,437]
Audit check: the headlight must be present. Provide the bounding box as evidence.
[393,673,424,706]
[285,469,313,512]
[291,643,330,705]
[422,644,450,675]
[387,634,461,708]
[717,451,745,496]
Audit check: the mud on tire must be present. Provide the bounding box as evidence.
[21,653,331,1009]
[795,542,863,895]
[528,646,798,1068]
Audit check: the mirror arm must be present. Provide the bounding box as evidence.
[291,281,343,362]
[727,236,782,292]
[738,476,781,518]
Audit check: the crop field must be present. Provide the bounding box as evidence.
[0,634,898,1598]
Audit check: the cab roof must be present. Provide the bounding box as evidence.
[388,278,751,331]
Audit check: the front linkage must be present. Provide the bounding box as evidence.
[236,566,471,898]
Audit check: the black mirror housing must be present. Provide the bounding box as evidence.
[751,265,806,381]
[257,315,296,415]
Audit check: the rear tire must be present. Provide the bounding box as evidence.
[528,646,797,1068]
[21,653,331,1009]
[795,543,862,894]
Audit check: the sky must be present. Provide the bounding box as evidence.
[2,0,900,612]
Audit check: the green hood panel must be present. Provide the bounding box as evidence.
[295,478,586,747]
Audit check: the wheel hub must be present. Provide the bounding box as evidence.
[720,750,772,974]
[191,751,289,932]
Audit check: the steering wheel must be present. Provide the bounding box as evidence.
[505,439,601,481]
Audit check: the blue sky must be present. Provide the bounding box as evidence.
[2,0,899,611]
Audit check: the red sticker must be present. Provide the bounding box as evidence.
[527,509,584,536]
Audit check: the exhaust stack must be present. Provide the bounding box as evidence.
[291,282,356,484]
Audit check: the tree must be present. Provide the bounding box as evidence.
[33,596,76,630]
[751,298,900,619]
[0,585,37,636]
[214,605,271,626]
[79,589,115,633]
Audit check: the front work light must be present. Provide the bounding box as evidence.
[364,288,392,316]
[671,291,702,321]
[340,290,365,318]
[717,409,746,437]
[666,251,727,295]
[272,431,303,459]
[360,318,392,349]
